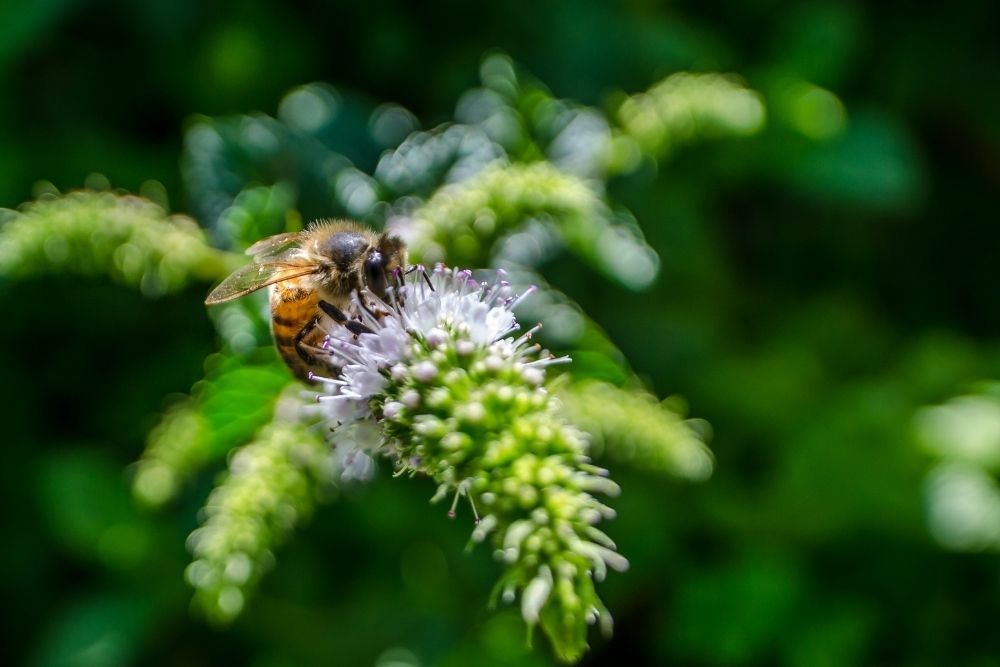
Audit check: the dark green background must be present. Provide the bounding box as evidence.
[3,1,1000,665]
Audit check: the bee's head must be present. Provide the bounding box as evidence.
[362,234,407,298]
[314,224,407,298]
[320,230,368,268]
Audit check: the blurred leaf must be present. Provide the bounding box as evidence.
[503,267,633,383]
[787,109,925,210]
[133,352,294,507]
[663,551,803,664]
[0,0,80,70]
[38,450,157,571]
[217,181,300,251]
[31,592,158,667]
[183,112,350,235]
[183,84,384,237]
[374,124,506,200]
[437,611,550,667]
[771,2,863,86]
[769,78,847,141]
[782,602,875,667]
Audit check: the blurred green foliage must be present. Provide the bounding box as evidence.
[2,0,999,665]
[0,188,227,296]
[133,353,293,508]
[919,384,1000,552]
[559,381,713,481]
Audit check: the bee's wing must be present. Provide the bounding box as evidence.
[205,261,319,304]
[246,232,307,258]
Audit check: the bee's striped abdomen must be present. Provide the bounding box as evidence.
[270,279,325,382]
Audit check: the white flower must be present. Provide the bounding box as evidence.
[301,264,619,659]
[311,265,558,478]
[333,420,382,481]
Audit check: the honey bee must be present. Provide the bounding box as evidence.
[205,220,408,383]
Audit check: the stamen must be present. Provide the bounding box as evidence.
[468,492,481,524]
[448,486,462,518]
[456,270,474,296]
[384,285,400,309]
[354,291,384,325]
[517,343,542,358]
[481,280,510,307]
[513,323,542,348]
[326,338,368,364]
[507,285,538,310]
[316,393,359,403]
[361,289,394,314]
[526,354,572,367]
[306,371,343,384]
[497,323,521,340]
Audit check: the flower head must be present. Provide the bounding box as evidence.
[308,264,625,662]
[312,265,540,419]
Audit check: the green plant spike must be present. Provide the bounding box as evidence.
[559,380,714,481]
[185,418,331,625]
[0,188,230,297]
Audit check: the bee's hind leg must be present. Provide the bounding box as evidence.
[293,315,322,364]
[319,300,374,336]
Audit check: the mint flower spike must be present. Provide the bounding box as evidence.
[0,189,227,296]
[310,264,627,662]
[185,419,331,624]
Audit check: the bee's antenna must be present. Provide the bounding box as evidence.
[399,265,434,293]
[419,265,435,292]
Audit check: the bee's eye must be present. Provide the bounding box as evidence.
[364,251,387,296]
